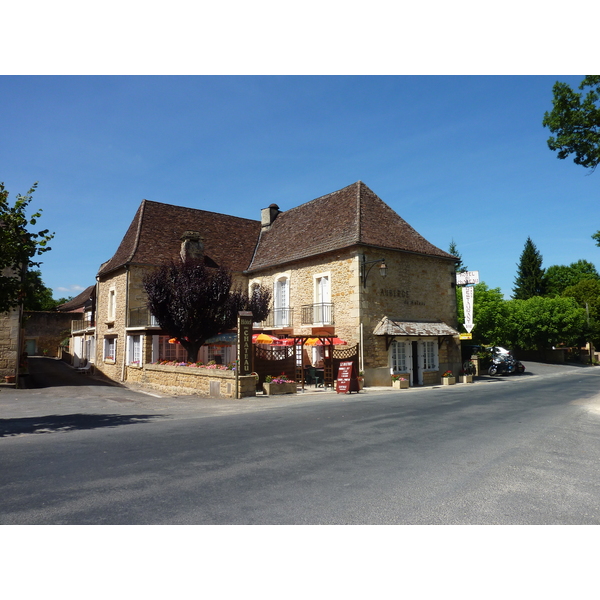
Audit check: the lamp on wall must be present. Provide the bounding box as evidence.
[361,255,387,288]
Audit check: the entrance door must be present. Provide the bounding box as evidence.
[390,340,413,386]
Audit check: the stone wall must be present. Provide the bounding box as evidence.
[95,269,129,382]
[125,363,256,398]
[0,308,20,378]
[23,311,75,357]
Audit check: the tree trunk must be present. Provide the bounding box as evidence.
[181,341,201,363]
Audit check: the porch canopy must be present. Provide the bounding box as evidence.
[373,317,459,350]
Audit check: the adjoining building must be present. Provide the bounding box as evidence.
[77,181,461,388]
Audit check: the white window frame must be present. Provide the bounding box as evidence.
[313,272,332,325]
[104,337,117,362]
[420,339,438,372]
[390,340,410,373]
[274,273,291,327]
[107,288,116,322]
[127,334,142,366]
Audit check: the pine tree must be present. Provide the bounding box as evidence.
[513,237,545,299]
[449,239,467,272]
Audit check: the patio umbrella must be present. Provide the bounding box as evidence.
[253,333,278,344]
[271,338,295,346]
[304,337,348,346]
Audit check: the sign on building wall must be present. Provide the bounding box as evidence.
[456,270,480,285]
[237,311,253,375]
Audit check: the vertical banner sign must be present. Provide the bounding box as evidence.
[237,311,253,375]
[462,285,474,334]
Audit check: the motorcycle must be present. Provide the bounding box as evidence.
[487,346,525,376]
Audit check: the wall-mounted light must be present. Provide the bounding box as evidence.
[361,255,387,288]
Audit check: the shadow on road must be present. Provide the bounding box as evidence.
[23,357,124,389]
[0,413,163,437]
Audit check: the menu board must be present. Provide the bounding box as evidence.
[336,361,359,394]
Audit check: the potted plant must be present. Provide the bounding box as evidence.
[263,373,297,396]
[459,368,473,384]
[357,371,364,390]
[391,374,409,389]
[442,370,455,385]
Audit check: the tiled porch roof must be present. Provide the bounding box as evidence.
[373,317,459,337]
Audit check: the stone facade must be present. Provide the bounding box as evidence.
[85,181,461,392]
[125,363,256,398]
[23,311,76,357]
[0,307,20,379]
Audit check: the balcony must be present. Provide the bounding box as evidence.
[261,307,294,329]
[301,303,334,326]
[72,318,95,333]
[128,307,160,328]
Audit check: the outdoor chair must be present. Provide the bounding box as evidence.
[307,366,323,388]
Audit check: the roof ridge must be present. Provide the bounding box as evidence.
[125,199,146,265]
[139,198,260,224]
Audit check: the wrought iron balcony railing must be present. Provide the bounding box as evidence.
[301,303,334,326]
[71,318,95,333]
[261,307,294,329]
[128,307,160,328]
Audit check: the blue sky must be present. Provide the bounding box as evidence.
[1,75,597,300]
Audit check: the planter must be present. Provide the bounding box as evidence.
[442,377,456,386]
[459,375,473,384]
[263,382,297,396]
[4,375,16,384]
[392,379,409,389]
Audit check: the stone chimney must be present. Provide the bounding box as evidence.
[261,204,281,230]
[180,231,204,262]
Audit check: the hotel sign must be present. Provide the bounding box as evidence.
[456,271,479,285]
[237,311,253,375]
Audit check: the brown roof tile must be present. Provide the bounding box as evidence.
[97,200,261,277]
[246,181,454,272]
[56,285,96,312]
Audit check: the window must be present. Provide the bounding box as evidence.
[107,288,116,322]
[391,340,409,373]
[128,335,142,365]
[104,337,116,362]
[422,340,437,371]
[158,335,186,362]
[314,274,331,324]
[274,276,290,327]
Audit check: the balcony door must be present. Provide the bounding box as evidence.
[274,277,290,327]
[315,275,331,324]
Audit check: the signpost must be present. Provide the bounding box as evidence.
[237,311,253,398]
[457,270,478,334]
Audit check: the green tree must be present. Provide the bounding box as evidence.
[562,278,600,347]
[593,231,600,247]
[506,296,586,351]
[143,259,271,363]
[513,237,545,299]
[456,282,508,345]
[543,259,600,297]
[542,75,600,172]
[0,182,54,313]
[22,270,69,311]
[448,239,467,272]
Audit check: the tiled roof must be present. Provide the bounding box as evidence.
[97,200,262,278]
[373,317,459,337]
[56,285,96,312]
[246,181,455,273]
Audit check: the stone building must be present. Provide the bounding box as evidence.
[85,181,460,388]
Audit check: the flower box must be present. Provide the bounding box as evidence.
[442,377,456,386]
[392,379,409,389]
[263,382,297,396]
[459,375,473,384]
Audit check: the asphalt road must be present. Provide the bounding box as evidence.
[2,357,600,524]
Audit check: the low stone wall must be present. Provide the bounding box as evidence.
[126,363,256,398]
